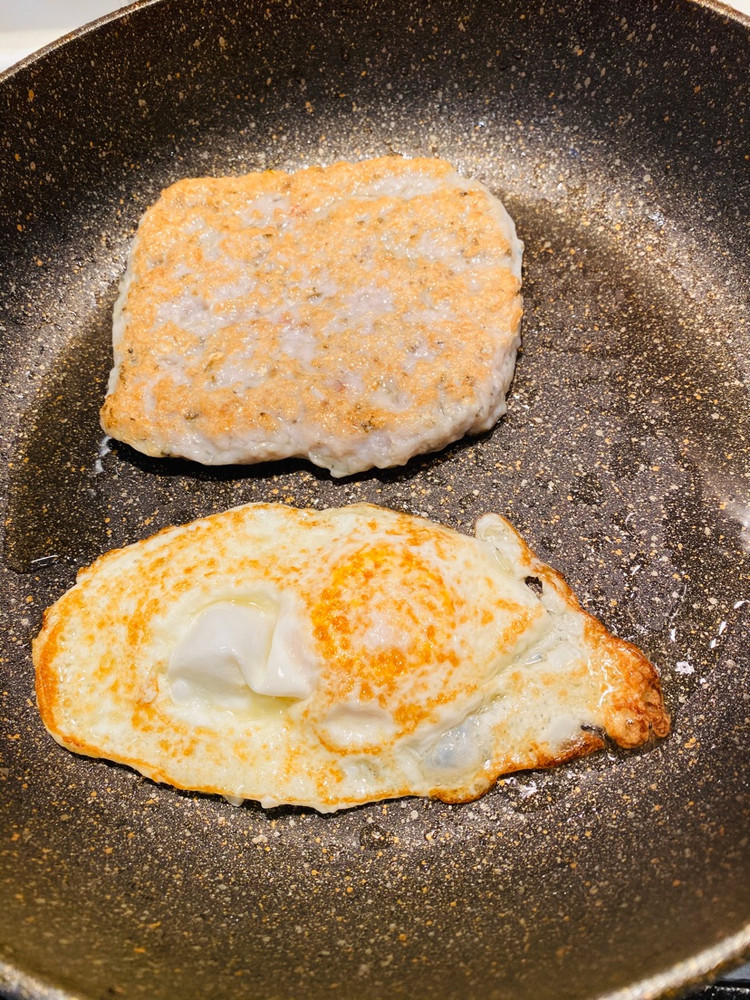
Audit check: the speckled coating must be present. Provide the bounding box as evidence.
[0,1,748,999]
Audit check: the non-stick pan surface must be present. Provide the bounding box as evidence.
[0,1,748,998]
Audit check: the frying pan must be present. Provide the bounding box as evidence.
[0,0,748,997]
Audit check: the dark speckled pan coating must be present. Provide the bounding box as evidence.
[0,1,748,998]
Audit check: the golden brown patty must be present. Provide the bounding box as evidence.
[100,157,523,476]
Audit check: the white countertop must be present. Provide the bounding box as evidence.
[0,0,126,72]
[1,0,749,72]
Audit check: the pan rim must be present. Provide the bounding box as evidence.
[599,927,750,1000]
[0,0,157,86]
[696,0,750,24]
[0,0,747,88]
[0,919,747,1000]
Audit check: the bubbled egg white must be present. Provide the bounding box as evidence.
[34,503,669,812]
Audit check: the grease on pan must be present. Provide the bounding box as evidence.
[33,503,669,812]
[99,156,523,476]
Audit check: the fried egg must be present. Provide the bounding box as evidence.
[33,504,669,812]
[99,156,523,476]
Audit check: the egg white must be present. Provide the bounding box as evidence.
[34,503,669,811]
